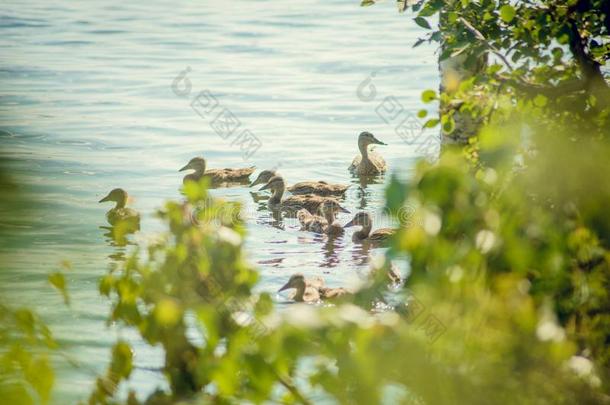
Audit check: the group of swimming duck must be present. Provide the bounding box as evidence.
[99,131,397,303]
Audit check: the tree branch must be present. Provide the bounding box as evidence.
[458,17,515,73]
[274,371,313,405]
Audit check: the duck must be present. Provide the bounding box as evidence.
[298,200,350,235]
[318,286,352,300]
[99,188,140,228]
[279,273,352,303]
[297,209,316,231]
[278,273,321,303]
[179,157,255,185]
[250,169,349,197]
[344,212,396,243]
[370,262,402,285]
[259,175,342,215]
[348,131,388,175]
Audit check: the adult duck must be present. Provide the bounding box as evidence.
[278,273,321,303]
[344,211,396,243]
[99,188,140,228]
[279,273,352,303]
[180,157,255,185]
[250,169,349,197]
[259,175,342,214]
[348,131,387,175]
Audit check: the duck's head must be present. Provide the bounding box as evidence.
[319,200,350,216]
[249,169,277,187]
[259,175,285,192]
[359,131,387,147]
[179,157,206,173]
[99,188,129,206]
[344,211,372,228]
[278,273,306,292]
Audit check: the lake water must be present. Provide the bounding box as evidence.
[0,0,438,402]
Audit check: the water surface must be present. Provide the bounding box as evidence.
[0,0,438,402]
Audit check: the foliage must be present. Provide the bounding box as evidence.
[88,182,278,403]
[368,0,610,141]
[386,116,610,399]
[0,166,60,405]
[2,2,609,404]
[84,2,610,397]
[89,121,610,403]
[0,304,58,405]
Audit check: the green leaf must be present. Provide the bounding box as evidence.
[417,109,428,119]
[414,17,432,30]
[442,116,456,134]
[361,0,376,6]
[385,174,408,213]
[110,341,133,379]
[48,272,69,305]
[500,5,516,23]
[557,33,570,44]
[533,94,548,107]
[418,3,442,17]
[424,118,440,128]
[413,38,426,48]
[421,90,437,103]
[25,356,54,403]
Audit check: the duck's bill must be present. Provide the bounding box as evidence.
[344,219,355,228]
[259,182,272,191]
[249,175,264,187]
[338,205,351,214]
[98,194,111,203]
[373,136,387,145]
[278,281,291,292]
[178,164,190,172]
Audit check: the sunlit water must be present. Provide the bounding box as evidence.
[0,0,438,402]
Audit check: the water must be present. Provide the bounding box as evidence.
[0,0,438,402]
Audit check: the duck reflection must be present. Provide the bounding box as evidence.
[255,207,285,231]
[99,224,136,262]
[347,175,384,212]
[320,234,345,268]
[249,190,269,204]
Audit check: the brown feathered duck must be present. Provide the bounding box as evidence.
[278,273,353,303]
[99,188,140,228]
[250,169,349,197]
[348,131,387,176]
[344,211,396,243]
[180,156,255,185]
[259,175,343,215]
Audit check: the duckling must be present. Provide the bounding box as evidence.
[320,200,350,236]
[99,188,140,228]
[344,212,396,243]
[259,175,342,215]
[349,131,387,175]
[180,157,255,185]
[306,275,326,290]
[298,200,350,235]
[250,170,349,197]
[278,273,321,303]
[297,209,315,230]
[370,262,402,285]
[318,286,353,300]
[296,208,324,232]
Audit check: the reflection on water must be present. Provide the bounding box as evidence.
[0,0,437,402]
